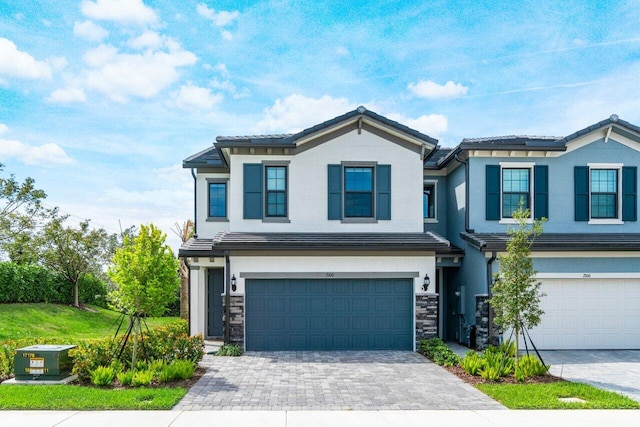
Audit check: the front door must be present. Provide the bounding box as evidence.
[207,269,224,338]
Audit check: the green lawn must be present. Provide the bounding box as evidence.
[0,385,187,410]
[476,382,640,409]
[0,303,177,341]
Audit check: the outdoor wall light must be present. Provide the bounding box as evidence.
[422,274,430,292]
[231,274,237,292]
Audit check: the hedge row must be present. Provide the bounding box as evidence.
[0,262,107,306]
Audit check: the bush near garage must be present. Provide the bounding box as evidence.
[417,338,460,367]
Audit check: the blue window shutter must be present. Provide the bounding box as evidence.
[376,165,391,220]
[574,166,589,221]
[622,166,637,221]
[327,165,342,220]
[534,165,548,220]
[243,163,263,219]
[486,165,500,220]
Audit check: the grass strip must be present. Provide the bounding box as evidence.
[0,385,187,410]
[476,382,640,409]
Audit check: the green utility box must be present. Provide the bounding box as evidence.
[14,345,77,381]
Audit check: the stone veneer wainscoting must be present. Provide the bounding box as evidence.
[223,295,244,345]
[415,294,438,342]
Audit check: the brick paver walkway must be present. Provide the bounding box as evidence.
[174,351,504,410]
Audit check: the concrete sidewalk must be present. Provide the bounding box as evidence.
[2,410,640,427]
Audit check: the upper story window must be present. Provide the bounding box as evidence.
[502,168,530,218]
[243,162,290,222]
[207,180,228,221]
[265,166,287,217]
[486,163,548,222]
[345,167,374,217]
[590,169,618,219]
[423,182,436,220]
[328,164,390,222]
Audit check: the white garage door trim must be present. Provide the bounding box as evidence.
[525,278,640,350]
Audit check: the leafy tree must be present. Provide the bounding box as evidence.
[490,204,546,361]
[107,224,180,368]
[0,164,49,259]
[108,224,179,317]
[38,217,113,307]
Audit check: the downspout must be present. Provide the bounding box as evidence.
[186,258,192,335]
[224,252,231,344]
[454,153,474,233]
[191,168,198,237]
[486,251,497,346]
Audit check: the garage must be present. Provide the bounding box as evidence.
[526,278,640,350]
[245,278,413,351]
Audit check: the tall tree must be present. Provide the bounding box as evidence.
[172,220,194,320]
[490,204,546,361]
[108,224,180,368]
[0,164,49,260]
[108,224,179,317]
[38,218,112,307]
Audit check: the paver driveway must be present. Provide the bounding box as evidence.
[540,350,640,402]
[174,351,504,411]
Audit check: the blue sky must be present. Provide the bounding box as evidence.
[1,0,639,249]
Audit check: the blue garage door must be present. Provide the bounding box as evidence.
[245,278,413,350]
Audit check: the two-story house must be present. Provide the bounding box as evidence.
[180,108,640,351]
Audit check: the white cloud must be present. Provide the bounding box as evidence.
[408,80,469,99]
[211,78,249,99]
[386,113,448,137]
[83,43,197,102]
[0,124,8,135]
[127,31,164,50]
[73,20,109,42]
[47,87,87,103]
[221,30,233,41]
[254,94,356,133]
[213,63,229,77]
[0,138,73,165]
[196,3,239,26]
[80,0,158,26]
[172,83,222,110]
[0,38,51,79]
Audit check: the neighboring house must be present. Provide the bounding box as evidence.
[180,108,640,351]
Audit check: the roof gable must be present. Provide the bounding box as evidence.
[215,107,438,157]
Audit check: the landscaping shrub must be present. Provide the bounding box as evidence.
[90,365,116,386]
[216,343,243,357]
[515,354,549,381]
[131,370,154,387]
[69,319,204,382]
[417,338,460,367]
[460,351,487,376]
[170,360,196,380]
[117,370,134,386]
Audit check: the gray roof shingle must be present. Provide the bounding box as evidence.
[183,145,228,169]
[179,231,463,257]
[461,232,640,252]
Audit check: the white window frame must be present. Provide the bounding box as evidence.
[587,163,623,225]
[498,162,535,224]
[423,180,438,223]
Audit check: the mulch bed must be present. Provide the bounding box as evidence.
[445,364,565,385]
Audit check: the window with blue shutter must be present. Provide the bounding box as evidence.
[327,165,342,220]
[243,163,263,219]
[574,166,589,221]
[486,165,501,220]
[622,166,637,221]
[376,165,391,220]
[534,165,548,220]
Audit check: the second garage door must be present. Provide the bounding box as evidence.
[245,278,413,351]
[526,278,640,350]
